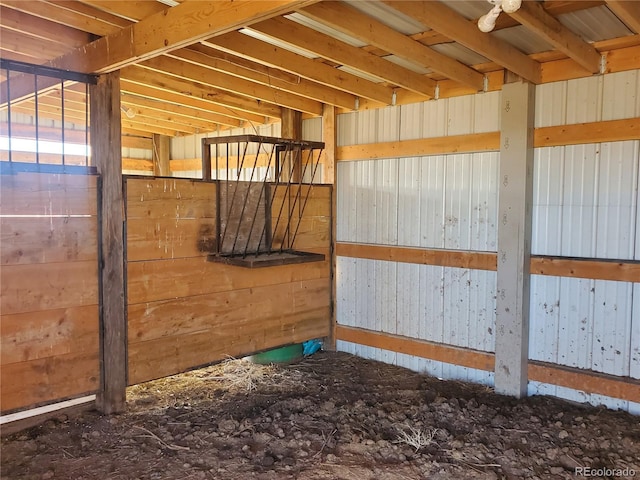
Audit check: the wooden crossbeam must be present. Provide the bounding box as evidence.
[508,0,602,73]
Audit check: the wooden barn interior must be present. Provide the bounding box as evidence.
[1,0,639,427]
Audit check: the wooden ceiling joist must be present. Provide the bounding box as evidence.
[1,0,129,37]
[121,66,282,119]
[206,31,393,105]
[300,1,485,91]
[0,6,92,50]
[76,0,168,23]
[507,0,602,73]
[169,45,359,110]
[46,0,320,74]
[121,93,243,129]
[605,0,640,34]
[385,1,542,85]
[250,16,436,98]
[139,55,324,116]
[119,79,268,125]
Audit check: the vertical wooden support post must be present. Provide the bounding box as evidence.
[91,71,127,414]
[495,80,535,398]
[323,104,338,350]
[152,134,171,177]
[281,107,302,181]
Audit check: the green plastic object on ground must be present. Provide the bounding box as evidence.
[249,343,303,364]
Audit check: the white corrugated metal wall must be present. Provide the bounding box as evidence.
[529,71,640,412]
[335,70,640,412]
[335,94,500,385]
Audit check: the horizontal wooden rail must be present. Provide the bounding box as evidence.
[337,243,640,283]
[528,362,640,404]
[337,325,640,403]
[336,325,495,372]
[531,255,640,283]
[335,118,639,162]
[337,132,499,162]
[336,243,497,271]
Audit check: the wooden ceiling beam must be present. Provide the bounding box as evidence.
[45,0,319,74]
[250,16,436,98]
[206,31,393,105]
[300,1,484,91]
[605,1,640,34]
[121,118,195,137]
[121,93,242,129]
[385,1,542,85]
[139,55,324,116]
[120,66,281,119]
[507,0,601,73]
[1,0,127,36]
[0,6,92,50]
[0,29,73,61]
[76,0,168,22]
[119,79,267,125]
[169,45,359,110]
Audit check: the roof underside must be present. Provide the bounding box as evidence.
[0,0,639,140]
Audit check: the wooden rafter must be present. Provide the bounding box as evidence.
[300,1,485,91]
[139,55,324,115]
[250,16,436,98]
[1,0,128,36]
[120,66,281,119]
[605,0,640,34]
[385,1,542,85]
[46,0,320,74]
[206,31,393,105]
[121,93,242,129]
[119,79,268,125]
[507,0,602,73]
[168,46,358,110]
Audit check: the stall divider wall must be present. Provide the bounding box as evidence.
[125,176,332,385]
[0,171,100,413]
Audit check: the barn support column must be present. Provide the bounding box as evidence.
[322,104,337,350]
[152,134,171,177]
[281,107,303,181]
[494,80,535,398]
[90,71,127,414]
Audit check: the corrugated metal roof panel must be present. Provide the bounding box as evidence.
[440,0,491,20]
[383,55,433,75]
[343,0,428,35]
[431,42,490,66]
[337,64,386,84]
[558,5,633,42]
[285,12,368,48]
[239,29,317,59]
[492,25,555,55]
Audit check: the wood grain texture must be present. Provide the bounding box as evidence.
[127,255,330,304]
[0,351,99,413]
[91,71,126,414]
[0,172,98,216]
[1,217,97,265]
[1,305,99,365]
[1,261,98,315]
[126,177,215,219]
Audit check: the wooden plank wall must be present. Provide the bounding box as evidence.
[126,177,332,385]
[0,172,100,413]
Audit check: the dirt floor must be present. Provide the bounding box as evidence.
[1,351,639,480]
